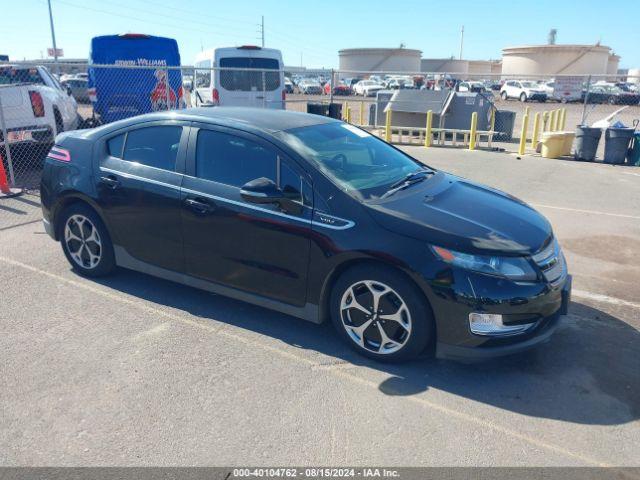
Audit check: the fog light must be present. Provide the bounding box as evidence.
[468,313,534,336]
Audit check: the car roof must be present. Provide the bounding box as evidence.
[92,107,339,137]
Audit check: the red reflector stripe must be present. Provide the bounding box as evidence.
[47,146,71,162]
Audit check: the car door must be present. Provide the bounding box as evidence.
[181,123,312,307]
[95,121,189,272]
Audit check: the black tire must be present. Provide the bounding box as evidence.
[54,109,64,136]
[58,203,116,277]
[330,264,434,362]
[519,92,527,102]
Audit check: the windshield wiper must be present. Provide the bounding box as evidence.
[381,170,433,199]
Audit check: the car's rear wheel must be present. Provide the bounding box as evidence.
[330,265,434,362]
[59,204,116,277]
[54,109,64,136]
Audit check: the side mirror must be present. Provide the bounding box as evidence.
[240,177,302,215]
[65,84,72,96]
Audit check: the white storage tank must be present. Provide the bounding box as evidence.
[627,68,640,85]
[421,58,468,75]
[339,48,422,73]
[501,44,615,76]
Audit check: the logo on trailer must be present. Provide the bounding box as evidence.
[150,69,177,111]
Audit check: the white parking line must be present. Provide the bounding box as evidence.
[573,289,640,310]
[0,255,622,467]
[531,203,640,220]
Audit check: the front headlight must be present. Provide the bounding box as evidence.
[431,246,538,281]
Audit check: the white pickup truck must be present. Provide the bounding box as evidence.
[0,65,79,148]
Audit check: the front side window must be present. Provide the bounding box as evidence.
[196,130,277,187]
[122,126,182,171]
[219,57,280,91]
[278,122,426,200]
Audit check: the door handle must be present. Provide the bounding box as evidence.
[100,175,120,189]
[185,197,214,214]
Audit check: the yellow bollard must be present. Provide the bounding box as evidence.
[424,110,433,147]
[345,105,351,124]
[560,108,567,130]
[541,111,548,132]
[342,102,349,121]
[490,108,496,132]
[385,109,392,142]
[550,110,557,132]
[469,112,478,150]
[359,101,365,125]
[555,109,562,131]
[524,106,530,117]
[518,113,529,155]
[530,112,541,149]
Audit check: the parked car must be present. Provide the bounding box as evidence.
[500,80,547,102]
[41,108,571,363]
[0,65,79,150]
[353,80,385,97]
[193,45,284,109]
[298,79,323,95]
[284,77,294,94]
[458,81,487,93]
[583,85,640,105]
[61,77,90,103]
[323,80,351,96]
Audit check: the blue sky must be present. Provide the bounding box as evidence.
[2,0,638,68]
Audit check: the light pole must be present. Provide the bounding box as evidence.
[47,0,59,75]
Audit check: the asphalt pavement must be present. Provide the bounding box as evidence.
[1,147,638,466]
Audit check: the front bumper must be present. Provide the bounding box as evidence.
[427,266,572,360]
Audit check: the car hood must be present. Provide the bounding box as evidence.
[366,172,552,256]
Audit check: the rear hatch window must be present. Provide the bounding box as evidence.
[0,67,45,85]
[219,57,280,91]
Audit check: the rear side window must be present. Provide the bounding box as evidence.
[0,67,45,85]
[219,57,280,91]
[108,134,125,158]
[122,126,182,171]
[196,129,277,187]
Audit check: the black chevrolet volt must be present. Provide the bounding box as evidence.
[41,108,571,362]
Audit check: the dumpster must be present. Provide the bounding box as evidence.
[494,110,516,141]
[328,103,343,120]
[574,126,602,161]
[604,127,635,164]
[627,132,640,166]
[307,102,328,116]
[540,132,566,159]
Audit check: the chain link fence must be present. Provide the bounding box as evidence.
[1,62,639,229]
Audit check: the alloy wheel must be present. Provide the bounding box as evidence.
[340,280,412,354]
[64,214,102,269]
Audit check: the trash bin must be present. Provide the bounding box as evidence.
[627,132,640,166]
[560,131,575,156]
[307,103,328,117]
[604,127,635,164]
[328,103,342,120]
[574,125,602,162]
[494,110,516,141]
[540,132,566,159]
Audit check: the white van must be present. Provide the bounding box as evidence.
[192,46,285,109]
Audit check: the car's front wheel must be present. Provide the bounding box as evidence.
[520,92,527,102]
[59,203,116,277]
[501,91,508,100]
[330,265,434,362]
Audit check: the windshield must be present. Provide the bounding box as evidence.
[278,122,428,199]
[521,81,536,88]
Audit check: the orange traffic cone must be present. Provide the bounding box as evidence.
[0,151,11,194]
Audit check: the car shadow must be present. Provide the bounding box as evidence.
[90,268,639,426]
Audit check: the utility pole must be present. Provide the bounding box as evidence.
[261,15,265,47]
[459,25,464,60]
[47,0,60,75]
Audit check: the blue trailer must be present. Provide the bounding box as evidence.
[88,34,184,124]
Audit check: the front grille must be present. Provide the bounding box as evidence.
[532,238,566,287]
